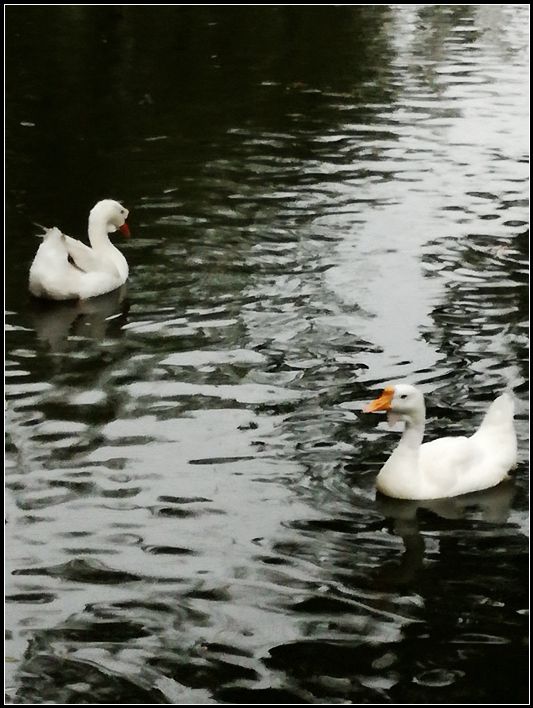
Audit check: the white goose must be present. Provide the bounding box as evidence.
[29,199,130,301]
[365,384,517,500]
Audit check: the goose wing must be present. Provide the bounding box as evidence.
[64,235,102,273]
[419,435,476,494]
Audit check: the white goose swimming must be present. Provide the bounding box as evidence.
[365,384,517,500]
[29,199,130,301]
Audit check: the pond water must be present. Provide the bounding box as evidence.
[5,6,529,704]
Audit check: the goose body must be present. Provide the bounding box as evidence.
[365,384,517,500]
[29,199,130,301]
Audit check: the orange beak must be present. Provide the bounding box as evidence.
[364,386,395,413]
[119,222,131,238]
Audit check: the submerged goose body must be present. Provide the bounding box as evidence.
[365,384,517,500]
[29,199,130,301]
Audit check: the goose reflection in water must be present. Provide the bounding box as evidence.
[29,285,129,352]
[373,479,517,587]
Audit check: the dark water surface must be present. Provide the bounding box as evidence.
[5,6,529,704]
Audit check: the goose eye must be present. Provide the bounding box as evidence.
[399,394,407,399]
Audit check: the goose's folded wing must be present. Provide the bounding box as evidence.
[419,436,476,490]
[64,236,102,273]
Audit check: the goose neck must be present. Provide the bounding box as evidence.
[88,213,112,251]
[397,405,426,452]
[399,417,425,450]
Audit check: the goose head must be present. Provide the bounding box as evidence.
[89,199,130,237]
[365,383,425,426]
